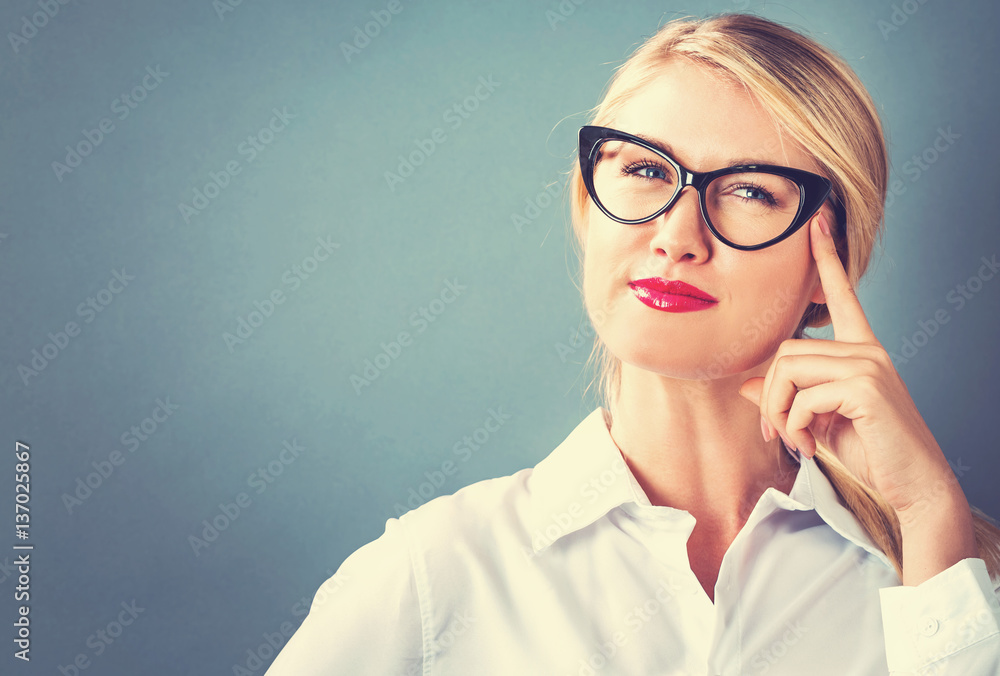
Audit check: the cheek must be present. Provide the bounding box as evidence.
[581,236,620,331]
[577,213,817,375]
[728,250,815,342]
[580,217,624,310]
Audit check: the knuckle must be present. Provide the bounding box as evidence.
[859,357,883,379]
[867,345,893,369]
[771,356,794,384]
[856,374,883,398]
[783,406,798,430]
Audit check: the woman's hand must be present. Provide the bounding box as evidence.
[737,211,967,528]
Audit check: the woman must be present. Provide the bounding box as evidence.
[267,13,1000,675]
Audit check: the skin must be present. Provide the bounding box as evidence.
[582,57,976,601]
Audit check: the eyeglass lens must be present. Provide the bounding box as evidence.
[592,139,803,247]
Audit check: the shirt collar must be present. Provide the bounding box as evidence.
[525,407,894,570]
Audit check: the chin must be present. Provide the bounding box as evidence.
[604,322,778,382]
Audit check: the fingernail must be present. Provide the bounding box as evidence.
[818,212,830,237]
[778,431,795,451]
[760,416,769,442]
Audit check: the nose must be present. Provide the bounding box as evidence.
[647,185,712,262]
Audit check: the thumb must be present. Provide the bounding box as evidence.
[738,377,764,405]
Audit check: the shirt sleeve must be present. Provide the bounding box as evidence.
[879,557,1000,675]
[264,516,425,675]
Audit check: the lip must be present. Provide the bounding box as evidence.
[629,278,718,313]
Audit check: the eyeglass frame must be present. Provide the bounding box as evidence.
[578,125,846,251]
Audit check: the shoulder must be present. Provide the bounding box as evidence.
[395,407,611,547]
[390,406,621,576]
[323,407,609,609]
[396,464,539,556]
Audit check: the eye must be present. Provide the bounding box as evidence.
[638,166,666,180]
[621,161,671,181]
[731,183,777,206]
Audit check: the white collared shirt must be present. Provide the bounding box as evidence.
[266,407,1000,675]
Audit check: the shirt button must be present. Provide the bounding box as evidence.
[920,617,939,636]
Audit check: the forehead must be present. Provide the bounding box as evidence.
[608,58,820,174]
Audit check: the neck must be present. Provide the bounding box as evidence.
[607,359,799,531]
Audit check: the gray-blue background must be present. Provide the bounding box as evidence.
[1,0,997,673]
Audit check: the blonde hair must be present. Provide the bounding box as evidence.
[564,12,1000,585]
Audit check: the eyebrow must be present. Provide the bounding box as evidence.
[629,131,776,169]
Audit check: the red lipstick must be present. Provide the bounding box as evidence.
[629,278,718,313]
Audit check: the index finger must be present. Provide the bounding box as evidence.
[810,210,876,344]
